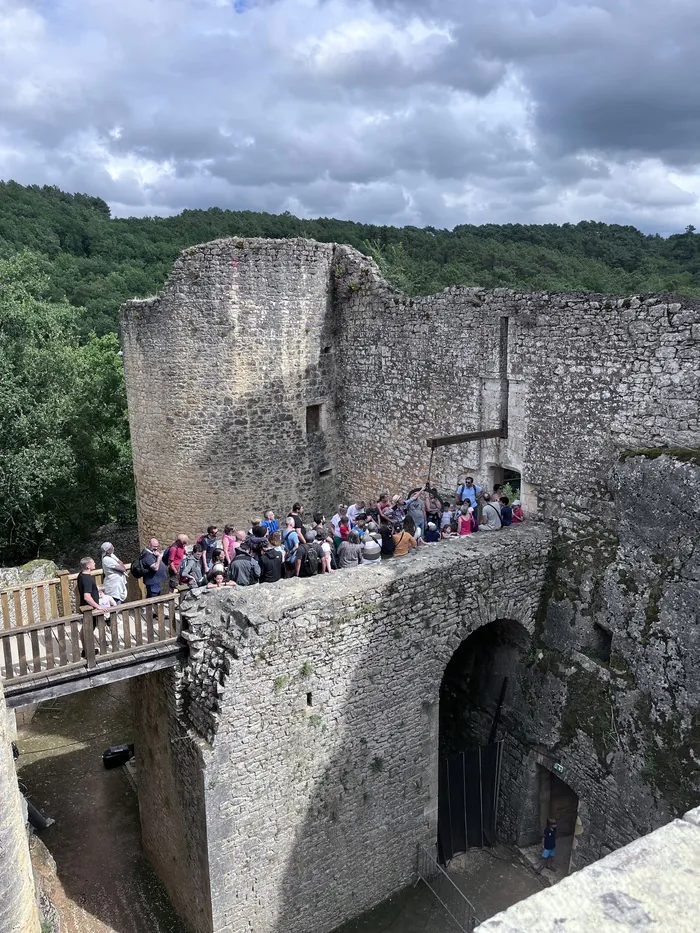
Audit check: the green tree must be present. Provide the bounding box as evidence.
[0,252,135,562]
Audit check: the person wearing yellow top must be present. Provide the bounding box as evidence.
[392,524,418,557]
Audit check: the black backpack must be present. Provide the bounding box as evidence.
[130,551,148,579]
[299,544,319,578]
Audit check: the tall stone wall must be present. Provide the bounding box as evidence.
[134,526,551,933]
[122,238,700,929]
[121,238,340,544]
[0,682,40,933]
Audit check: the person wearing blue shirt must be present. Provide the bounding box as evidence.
[262,509,279,536]
[536,818,557,873]
[456,476,483,528]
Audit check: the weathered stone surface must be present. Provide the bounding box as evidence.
[0,559,58,590]
[121,239,700,932]
[135,526,551,933]
[475,807,700,932]
[0,681,40,933]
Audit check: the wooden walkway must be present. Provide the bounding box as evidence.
[0,591,185,708]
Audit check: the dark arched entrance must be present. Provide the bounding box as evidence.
[438,619,529,861]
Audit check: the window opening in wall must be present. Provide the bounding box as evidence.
[306,404,322,435]
[591,623,613,664]
[502,468,521,496]
[306,692,313,707]
[322,345,332,354]
[319,467,333,478]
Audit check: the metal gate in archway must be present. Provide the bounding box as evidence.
[437,740,504,863]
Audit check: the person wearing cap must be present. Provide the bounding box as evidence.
[362,528,382,563]
[512,500,524,523]
[101,542,127,604]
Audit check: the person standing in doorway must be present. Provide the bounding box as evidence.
[536,818,557,873]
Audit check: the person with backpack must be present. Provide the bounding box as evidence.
[198,525,219,573]
[456,476,483,529]
[282,517,300,577]
[228,543,261,586]
[140,538,167,598]
[294,530,321,577]
[338,531,364,569]
[259,540,283,584]
[166,534,189,591]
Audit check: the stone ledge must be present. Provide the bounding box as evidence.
[475,808,700,932]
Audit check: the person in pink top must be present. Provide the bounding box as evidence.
[458,505,474,535]
[222,525,235,564]
[512,500,524,523]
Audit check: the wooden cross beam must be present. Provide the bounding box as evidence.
[426,425,507,450]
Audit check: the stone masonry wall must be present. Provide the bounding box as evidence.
[121,238,341,545]
[0,681,40,933]
[131,671,213,933]
[122,239,700,924]
[134,525,550,933]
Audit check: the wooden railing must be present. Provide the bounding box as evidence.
[0,592,181,687]
[0,565,145,631]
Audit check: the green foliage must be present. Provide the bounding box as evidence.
[2,180,700,563]
[3,181,700,340]
[0,252,134,563]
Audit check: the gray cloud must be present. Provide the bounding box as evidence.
[0,0,698,232]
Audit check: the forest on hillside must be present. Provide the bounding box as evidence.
[1,178,700,563]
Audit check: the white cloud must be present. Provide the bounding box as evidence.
[0,0,699,232]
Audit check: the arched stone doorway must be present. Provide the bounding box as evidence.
[438,619,530,861]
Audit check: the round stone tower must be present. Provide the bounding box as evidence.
[121,237,341,544]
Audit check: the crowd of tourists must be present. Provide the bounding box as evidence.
[86,477,524,605]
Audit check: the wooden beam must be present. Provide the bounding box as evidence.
[426,427,506,450]
[4,649,184,708]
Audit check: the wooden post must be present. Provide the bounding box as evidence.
[82,607,96,668]
[57,570,72,617]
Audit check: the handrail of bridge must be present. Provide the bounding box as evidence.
[0,563,145,631]
[0,591,182,686]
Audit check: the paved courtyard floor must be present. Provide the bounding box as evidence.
[17,682,186,933]
[334,845,549,932]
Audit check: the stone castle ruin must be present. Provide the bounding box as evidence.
[116,238,700,932]
[4,237,697,933]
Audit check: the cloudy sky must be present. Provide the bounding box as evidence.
[1,0,699,232]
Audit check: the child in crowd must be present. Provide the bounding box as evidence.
[458,505,474,535]
[424,521,440,543]
[500,497,513,526]
[512,500,524,523]
[441,502,454,529]
[536,818,557,873]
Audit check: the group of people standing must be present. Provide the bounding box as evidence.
[79,476,524,606]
